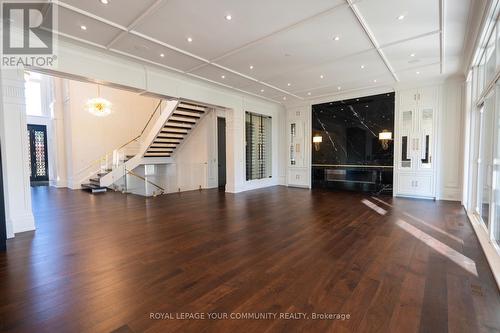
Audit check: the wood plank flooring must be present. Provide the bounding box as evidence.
[0,186,499,332]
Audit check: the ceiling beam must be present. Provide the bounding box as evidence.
[346,0,399,82]
[106,0,166,49]
[52,0,303,100]
[52,30,284,105]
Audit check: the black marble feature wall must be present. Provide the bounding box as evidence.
[312,92,395,193]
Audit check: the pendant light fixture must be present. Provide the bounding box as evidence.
[86,84,112,117]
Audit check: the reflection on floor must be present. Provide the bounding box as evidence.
[0,186,499,332]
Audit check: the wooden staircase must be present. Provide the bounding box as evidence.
[81,100,209,193]
[81,155,134,193]
[144,102,208,157]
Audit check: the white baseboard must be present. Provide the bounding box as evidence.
[10,211,35,236]
[50,179,68,188]
[438,188,462,201]
[467,212,500,290]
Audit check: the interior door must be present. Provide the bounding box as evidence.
[217,117,226,188]
[27,124,49,182]
[0,140,6,251]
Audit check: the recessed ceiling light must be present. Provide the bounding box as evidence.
[260,89,265,93]
[283,96,287,100]
[416,71,421,75]
[397,14,405,20]
[307,92,312,96]
[337,86,341,90]
[373,79,377,83]
[80,25,87,30]
[320,74,324,79]
[221,75,226,79]
[187,37,193,43]
[334,36,340,41]
[287,83,291,87]
[360,65,365,69]
[410,53,416,57]
[160,53,165,58]
[100,0,109,4]
[249,65,254,70]
[225,14,232,21]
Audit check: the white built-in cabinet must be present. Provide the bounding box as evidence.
[395,87,439,198]
[287,107,310,187]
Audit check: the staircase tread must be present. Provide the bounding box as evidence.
[82,183,107,189]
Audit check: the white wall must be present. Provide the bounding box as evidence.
[437,80,466,201]
[0,69,35,238]
[167,110,216,193]
[58,79,158,188]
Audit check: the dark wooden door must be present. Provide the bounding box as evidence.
[27,124,49,182]
[0,141,6,251]
[217,117,226,188]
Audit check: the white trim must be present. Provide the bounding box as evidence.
[467,211,500,290]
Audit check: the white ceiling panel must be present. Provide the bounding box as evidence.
[278,72,395,99]
[54,6,121,47]
[381,33,440,72]
[60,0,158,27]
[190,65,258,90]
[111,34,204,72]
[265,50,390,93]
[354,0,439,46]
[238,82,287,101]
[396,63,441,83]
[215,5,373,81]
[133,0,344,60]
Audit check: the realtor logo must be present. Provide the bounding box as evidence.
[1,1,57,68]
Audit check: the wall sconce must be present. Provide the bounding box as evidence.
[378,130,392,150]
[313,135,323,151]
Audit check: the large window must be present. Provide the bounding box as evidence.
[467,4,500,252]
[24,72,43,116]
[245,112,272,180]
[476,97,494,228]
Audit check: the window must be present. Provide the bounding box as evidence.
[24,72,43,116]
[245,112,272,180]
[476,98,494,228]
[466,7,500,253]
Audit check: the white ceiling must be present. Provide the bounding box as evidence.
[50,0,472,103]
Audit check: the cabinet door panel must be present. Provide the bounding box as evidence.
[289,121,305,167]
[399,107,416,170]
[418,108,435,170]
[400,90,418,107]
[398,174,416,194]
[413,174,433,196]
[397,174,433,197]
[418,87,438,108]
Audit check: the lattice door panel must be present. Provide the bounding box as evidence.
[27,125,49,182]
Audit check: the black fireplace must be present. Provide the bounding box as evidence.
[312,92,395,193]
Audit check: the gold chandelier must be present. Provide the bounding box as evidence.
[86,84,112,117]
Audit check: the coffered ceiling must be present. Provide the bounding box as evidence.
[49,0,472,103]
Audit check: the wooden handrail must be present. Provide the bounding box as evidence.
[126,169,166,193]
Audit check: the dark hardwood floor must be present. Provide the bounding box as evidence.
[0,186,499,333]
